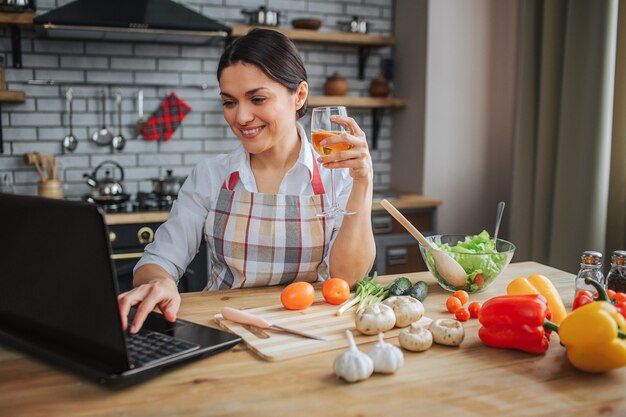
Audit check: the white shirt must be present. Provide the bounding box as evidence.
[134,123,353,283]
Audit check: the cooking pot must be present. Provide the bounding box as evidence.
[241,6,282,26]
[83,160,128,203]
[151,169,186,196]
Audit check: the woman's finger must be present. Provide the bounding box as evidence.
[117,287,150,330]
[330,115,365,138]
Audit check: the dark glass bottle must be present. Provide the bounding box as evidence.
[606,250,626,294]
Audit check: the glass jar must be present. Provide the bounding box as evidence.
[606,251,626,294]
[574,251,605,297]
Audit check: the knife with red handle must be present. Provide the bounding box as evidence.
[221,307,325,341]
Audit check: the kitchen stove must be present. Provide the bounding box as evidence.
[82,192,176,213]
[134,191,176,212]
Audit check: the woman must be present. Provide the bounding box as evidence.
[118,29,376,333]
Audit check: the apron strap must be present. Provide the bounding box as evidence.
[220,150,326,195]
[310,150,326,195]
[222,172,240,190]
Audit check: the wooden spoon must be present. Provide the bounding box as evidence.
[23,152,46,182]
[380,199,467,287]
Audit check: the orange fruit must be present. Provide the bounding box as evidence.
[280,282,315,310]
[322,278,350,305]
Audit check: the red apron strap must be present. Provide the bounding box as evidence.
[310,150,326,195]
[221,171,240,190]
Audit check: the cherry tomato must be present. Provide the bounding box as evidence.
[607,289,616,300]
[322,278,350,305]
[453,290,469,305]
[577,290,594,299]
[572,291,595,310]
[280,282,315,310]
[455,308,470,322]
[468,301,482,318]
[615,292,626,303]
[473,274,485,287]
[446,296,462,313]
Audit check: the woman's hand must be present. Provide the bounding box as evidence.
[317,115,373,182]
[117,265,181,334]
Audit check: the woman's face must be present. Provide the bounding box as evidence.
[219,62,307,155]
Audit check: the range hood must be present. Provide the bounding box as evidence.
[33,0,231,44]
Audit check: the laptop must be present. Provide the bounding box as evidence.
[0,193,241,387]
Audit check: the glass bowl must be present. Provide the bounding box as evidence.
[418,234,516,293]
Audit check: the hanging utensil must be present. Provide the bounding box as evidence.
[221,307,325,341]
[134,89,144,137]
[62,88,78,153]
[380,199,468,287]
[91,90,113,146]
[112,92,126,151]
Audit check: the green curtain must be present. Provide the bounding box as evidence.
[510,0,618,273]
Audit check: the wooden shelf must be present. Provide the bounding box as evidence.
[308,96,407,108]
[0,10,35,26]
[0,90,26,102]
[231,25,394,46]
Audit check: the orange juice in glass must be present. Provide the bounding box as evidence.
[310,106,355,218]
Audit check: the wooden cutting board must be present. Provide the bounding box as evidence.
[214,298,431,361]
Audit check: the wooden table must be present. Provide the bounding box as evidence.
[1,262,625,417]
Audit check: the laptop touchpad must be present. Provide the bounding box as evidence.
[127,309,187,332]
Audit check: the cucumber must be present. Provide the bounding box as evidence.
[386,277,413,297]
[408,281,429,302]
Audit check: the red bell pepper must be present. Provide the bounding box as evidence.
[478,294,558,354]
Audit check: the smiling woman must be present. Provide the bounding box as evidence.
[118,28,376,334]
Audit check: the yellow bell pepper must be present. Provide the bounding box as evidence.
[506,274,567,325]
[558,301,626,373]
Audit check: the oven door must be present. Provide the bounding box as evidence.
[108,222,208,293]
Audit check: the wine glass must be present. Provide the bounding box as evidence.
[310,106,355,218]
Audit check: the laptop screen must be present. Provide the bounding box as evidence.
[0,194,129,373]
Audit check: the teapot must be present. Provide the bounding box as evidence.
[83,160,127,199]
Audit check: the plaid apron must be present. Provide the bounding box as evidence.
[203,152,332,290]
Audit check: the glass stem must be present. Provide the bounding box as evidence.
[330,169,337,209]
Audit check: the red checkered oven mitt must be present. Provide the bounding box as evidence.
[141,92,192,141]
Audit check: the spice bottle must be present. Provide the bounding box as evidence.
[606,251,626,294]
[574,251,605,297]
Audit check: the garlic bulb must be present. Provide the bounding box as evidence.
[367,332,404,374]
[355,304,396,335]
[333,330,374,383]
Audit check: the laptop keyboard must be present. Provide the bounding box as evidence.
[126,329,200,368]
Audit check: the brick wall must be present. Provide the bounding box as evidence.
[0,0,394,197]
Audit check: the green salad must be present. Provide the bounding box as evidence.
[427,230,509,292]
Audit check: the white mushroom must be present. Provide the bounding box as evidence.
[429,318,465,346]
[333,330,374,383]
[367,332,404,374]
[355,304,396,335]
[399,323,433,352]
[383,296,425,328]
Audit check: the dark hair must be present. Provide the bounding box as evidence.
[217,28,308,119]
